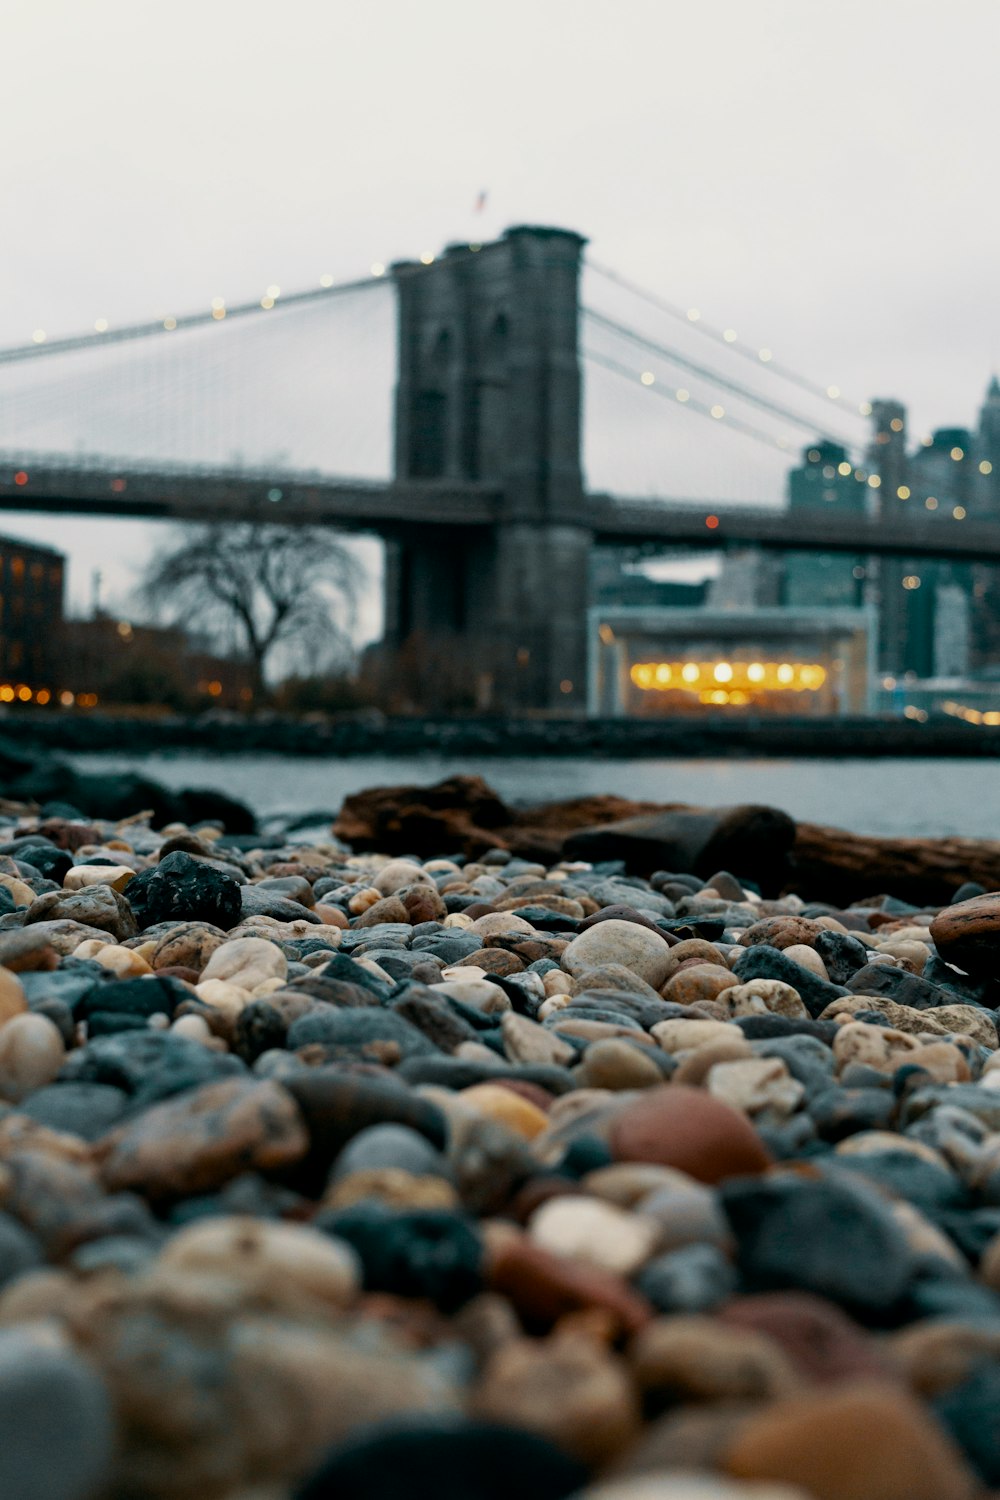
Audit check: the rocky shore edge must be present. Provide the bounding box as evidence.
[3,710,1000,758]
[0,779,996,1496]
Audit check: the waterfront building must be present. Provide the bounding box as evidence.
[0,533,65,701]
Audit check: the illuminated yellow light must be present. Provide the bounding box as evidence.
[94,318,109,333]
[59,690,74,706]
[985,711,1000,726]
[859,401,873,416]
[320,274,334,287]
[420,251,435,265]
[0,686,12,702]
[925,496,938,510]
[890,417,904,432]
[598,623,615,645]
[676,388,690,402]
[370,262,386,277]
[951,446,964,460]
[710,404,725,419]
[655,664,672,685]
[16,686,31,702]
[31,330,45,343]
[897,485,910,499]
[747,662,764,682]
[687,308,700,321]
[826,385,840,399]
[640,371,655,386]
[723,329,737,342]
[628,659,828,695]
[681,663,700,683]
[883,676,896,689]
[758,348,772,362]
[266,284,280,298]
[981,460,993,475]
[868,474,881,488]
[212,307,226,320]
[260,296,274,309]
[163,316,177,330]
[776,663,793,684]
[36,689,50,705]
[903,575,921,589]
[953,505,967,519]
[838,462,852,476]
[116,621,132,639]
[210,297,225,310]
[713,662,733,683]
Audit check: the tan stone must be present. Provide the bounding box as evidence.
[820,994,999,1048]
[652,1019,740,1054]
[630,1315,797,1403]
[724,1379,976,1500]
[561,920,675,989]
[158,1215,361,1308]
[707,1058,804,1117]
[833,1021,923,1073]
[672,1034,754,1087]
[472,1333,641,1467]
[781,944,829,980]
[90,944,153,977]
[63,864,135,893]
[529,1194,661,1276]
[500,1011,576,1067]
[201,937,287,991]
[459,1083,549,1139]
[0,968,27,1026]
[0,1014,65,1103]
[577,1039,665,1091]
[664,964,740,1007]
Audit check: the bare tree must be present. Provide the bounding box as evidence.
[138,523,363,702]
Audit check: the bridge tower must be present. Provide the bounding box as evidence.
[382,225,589,711]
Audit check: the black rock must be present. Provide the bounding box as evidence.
[732,944,850,1019]
[720,1173,917,1317]
[952,881,987,904]
[15,844,72,884]
[934,1361,1000,1484]
[18,1083,130,1141]
[750,1034,836,1093]
[73,975,187,1023]
[125,851,242,930]
[286,1007,439,1059]
[392,992,483,1052]
[293,1418,588,1500]
[315,951,394,999]
[636,1242,737,1315]
[317,1202,483,1311]
[808,1085,896,1141]
[558,1135,614,1177]
[397,1055,576,1095]
[935,1207,1000,1263]
[814,930,871,985]
[846,963,958,1011]
[733,1014,839,1043]
[239,886,322,924]
[329,1124,450,1184]
[0,1213,44,1290]
[60,1030,246,1110]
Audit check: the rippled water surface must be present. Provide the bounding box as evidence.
[65,752,1000,839]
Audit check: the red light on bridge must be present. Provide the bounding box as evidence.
[111,478,126,493]
[705,514,719,529]
[13,471,27,487]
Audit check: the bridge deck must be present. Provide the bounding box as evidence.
[2,457,999,562]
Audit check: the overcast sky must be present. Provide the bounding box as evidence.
[3,0,999,634]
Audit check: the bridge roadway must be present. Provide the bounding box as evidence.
[3,455,1000,563]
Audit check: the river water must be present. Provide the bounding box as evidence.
[64,752,1000,839]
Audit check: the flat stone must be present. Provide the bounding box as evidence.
[630,1313,797,1403]
[930,891,1000,978]
[0,1014,65,1103]
[95,1076,308,1200]
[529,1194,661,1275]
[24,885,138,942]
[160,1214,361,1307]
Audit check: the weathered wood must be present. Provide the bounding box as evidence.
[787,823,1000,908]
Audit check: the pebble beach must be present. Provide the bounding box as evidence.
[0,783,999,1500]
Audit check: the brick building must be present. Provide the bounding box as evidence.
[0,533,65,696]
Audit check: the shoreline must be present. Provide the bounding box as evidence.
[3,711,1000,758]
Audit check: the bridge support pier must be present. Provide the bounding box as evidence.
[382,223,589,713]
[380,522,591,712]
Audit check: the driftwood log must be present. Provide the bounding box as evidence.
[334,775,1000,908]
[786,824,1000,908]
